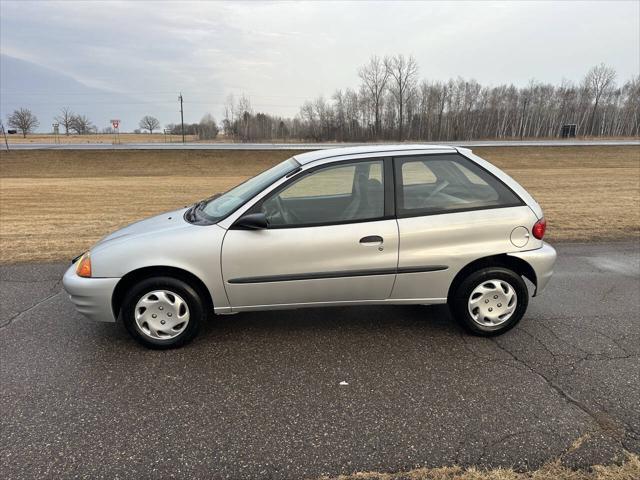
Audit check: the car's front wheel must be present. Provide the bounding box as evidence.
[449,267,529,336]
[122,276,203,349]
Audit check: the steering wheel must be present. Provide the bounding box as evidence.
[275,195,295,224]
[264,195,295,225]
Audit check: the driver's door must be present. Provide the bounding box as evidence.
[221,158,399,310]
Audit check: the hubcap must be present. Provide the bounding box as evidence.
[468,279,517,327]
[134,290,190,340]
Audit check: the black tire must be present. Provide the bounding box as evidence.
[449,267,528,336]
[121,276,203,349]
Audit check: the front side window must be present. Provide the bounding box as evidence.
[396,154,522,215]
[262,159,384,227]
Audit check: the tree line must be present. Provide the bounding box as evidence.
[223,57,639,142]
[3,108,219,140]
[5,57,638,142]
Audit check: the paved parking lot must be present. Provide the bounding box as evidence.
[1,242,638,479]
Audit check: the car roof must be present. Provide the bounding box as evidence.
[292,144,458,165]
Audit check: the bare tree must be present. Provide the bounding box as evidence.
[584,63,617,135]
[54,107,74,135]
[385,54,418,140]
[139,115,160,134]
[223,94,236,139]
[358,55,389,138]
[237,95,252,141]
[69,114,94,135]
[7,108,39,138]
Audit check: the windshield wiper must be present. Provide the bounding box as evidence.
[186,193,222,224]
[185,200,205,222]
[193,199,207,212]
[195,193,221,211]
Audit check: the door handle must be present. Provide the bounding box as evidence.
[359,235,383,245]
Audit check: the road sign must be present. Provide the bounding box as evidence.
[111,119,120,129]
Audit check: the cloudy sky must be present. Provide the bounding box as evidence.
[1,0,638,129]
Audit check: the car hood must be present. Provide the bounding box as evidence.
[94,208,191,249]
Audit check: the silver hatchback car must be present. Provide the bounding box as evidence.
[63,145,556,349]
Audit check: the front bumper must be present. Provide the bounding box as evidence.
[508,242,557,296]
[62,264,120,322]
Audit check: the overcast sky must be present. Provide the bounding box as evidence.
[1,0,639,125]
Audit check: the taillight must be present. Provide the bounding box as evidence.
[532,218,546,240]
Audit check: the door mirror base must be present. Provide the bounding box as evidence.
[234,212,269,230]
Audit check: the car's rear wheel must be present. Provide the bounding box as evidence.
[449,267,528,336]
[122,276,203,349]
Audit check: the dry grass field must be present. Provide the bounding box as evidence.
[323,453,640,479]
[323,454,640,479]
[0,145,638,264]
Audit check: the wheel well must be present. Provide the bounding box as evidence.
[111,266,214,320]
[447,254,537,301]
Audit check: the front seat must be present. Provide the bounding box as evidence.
[342,174,383,220]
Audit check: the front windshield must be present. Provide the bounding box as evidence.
[196,158,299,223]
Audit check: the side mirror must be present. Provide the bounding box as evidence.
[234,212,269,230]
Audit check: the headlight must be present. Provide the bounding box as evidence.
[76,252,92,278]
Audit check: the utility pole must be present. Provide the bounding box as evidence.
[179,93,185,144]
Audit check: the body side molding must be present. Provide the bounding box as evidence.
[228,265,448,284]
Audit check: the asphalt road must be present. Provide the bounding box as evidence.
[4,139,640,150]
[1,241,638,479]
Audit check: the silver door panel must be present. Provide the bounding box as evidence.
[222,219,399,308]
[392,206,540,300]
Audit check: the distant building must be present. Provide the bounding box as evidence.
[561,124,577,138]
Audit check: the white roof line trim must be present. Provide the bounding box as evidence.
[293,145,457,165]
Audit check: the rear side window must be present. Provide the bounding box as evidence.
[395,154,523,216]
